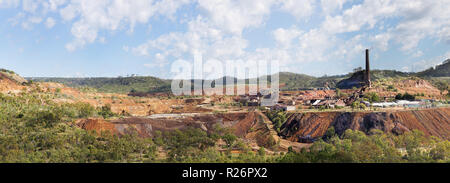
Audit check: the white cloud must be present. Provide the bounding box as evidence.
[0,0,20,8]
[45,17,55,28]
[22,0,39,13]
[19,16,42,30]
[371,33,391,51]
[445,51,450,60]
[412,51,450,72]
[56,0,191,51]
[2,0,450,75]
[321,0,350,15]
[197,0,276,35]
[322,0,450,51]
[131,16,248,62]
[44,0,66,12]
[59,3,78,21]
[295,29,335,62]
[333,34,366,61]
[412,50,423,58]
[321,0,397,34]
[122,46,130,52]
[28,16,42,23]
[65,20,98,51]
[279,0,315,20]
[273,27,302,48]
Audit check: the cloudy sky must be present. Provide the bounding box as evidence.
[0,0,449,78]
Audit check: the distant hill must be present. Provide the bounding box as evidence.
[28,76,172,94]
[276,72,347,90]
[26,70,417,93]
[417,59,450,77]
[28,59,450,94]
[28,73,346,93]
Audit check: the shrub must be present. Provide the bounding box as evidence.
[387,85,395,90]
[396,92,416,101]
[365,92,381,103]
[75,102,95,118]
[26,109,62,128]
[395,93,403,100]
[98,104,115,119]
[222,133,237,148]
[258,147,266,156]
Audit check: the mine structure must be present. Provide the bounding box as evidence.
[364,49,372,88]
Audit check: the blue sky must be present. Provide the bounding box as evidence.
[0,0,449,78]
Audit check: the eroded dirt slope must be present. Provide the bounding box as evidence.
[367,78,446,99]
[77,113,264,141]
[0,72,26,93]
[75,112,307,150]
[280,108,450,142]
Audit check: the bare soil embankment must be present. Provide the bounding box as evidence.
[280,108,450,142]
[76,112,301,150]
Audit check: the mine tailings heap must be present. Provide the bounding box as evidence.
[336,49,373,89]
[280,108,450,143]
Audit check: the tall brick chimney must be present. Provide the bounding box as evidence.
[365,49,371,87]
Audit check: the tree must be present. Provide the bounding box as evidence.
[258,147,266,156]
[395,93,403,100]
[222,133,237,148]
[402,92,415,101]
[267,110,287,132]
[366,92,380,103]
[288,146,294,153]
[395,92,415,101]
[98,104,115,119]
[323,127,336,141]
[26,109,62,128]
[77,102,95,118]
[353,67,362,73]
[351,102,360,110]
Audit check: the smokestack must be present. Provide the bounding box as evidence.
[365,49,371,87]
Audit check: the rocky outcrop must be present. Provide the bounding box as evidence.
[280,108,450,142]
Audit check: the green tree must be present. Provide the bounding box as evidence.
[76,102,95,118]
[323,127,336,141]
[258,147,266,156]
[98,104,115,119]
[222,133,237,148]
[366,92,380,103]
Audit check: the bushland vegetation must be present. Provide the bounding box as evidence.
[280,128,449,163]
[0,91,448,163]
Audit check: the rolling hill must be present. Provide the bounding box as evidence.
[27,59,450,94]
[417,59,450,77]
[28,76,172,94]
